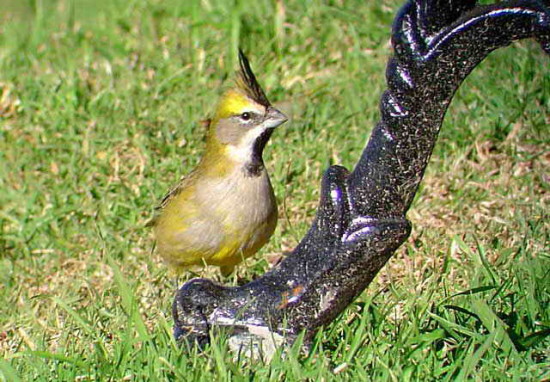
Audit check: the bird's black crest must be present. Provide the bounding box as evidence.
[237,49,271,107]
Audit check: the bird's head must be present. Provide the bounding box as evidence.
[205,50,287,175]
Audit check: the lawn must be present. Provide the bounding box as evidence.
[0,0,548,380]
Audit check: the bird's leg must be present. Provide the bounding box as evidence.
[220,265,235,278]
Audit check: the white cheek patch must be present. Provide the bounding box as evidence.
[226,122,269,163]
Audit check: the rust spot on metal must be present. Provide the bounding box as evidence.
[277,285,304,309]
[277,291,290,309]
[291,285,304,296]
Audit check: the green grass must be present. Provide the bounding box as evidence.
[1,0,548,380]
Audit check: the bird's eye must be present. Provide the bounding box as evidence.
[240,112,251,121]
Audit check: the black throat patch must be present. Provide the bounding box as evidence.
[244,128,274,177]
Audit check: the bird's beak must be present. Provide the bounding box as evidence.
[265,106,288,128]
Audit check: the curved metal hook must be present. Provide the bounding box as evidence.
[172,0,549,355]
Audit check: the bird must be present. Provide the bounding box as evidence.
[149,50,288,276]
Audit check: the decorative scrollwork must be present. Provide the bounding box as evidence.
[172,0,549,357]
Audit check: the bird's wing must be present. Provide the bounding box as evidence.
[146,171,197,227]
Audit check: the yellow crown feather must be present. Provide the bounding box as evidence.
[214,50,271,120]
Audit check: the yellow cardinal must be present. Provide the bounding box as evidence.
[150,50,287,276]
